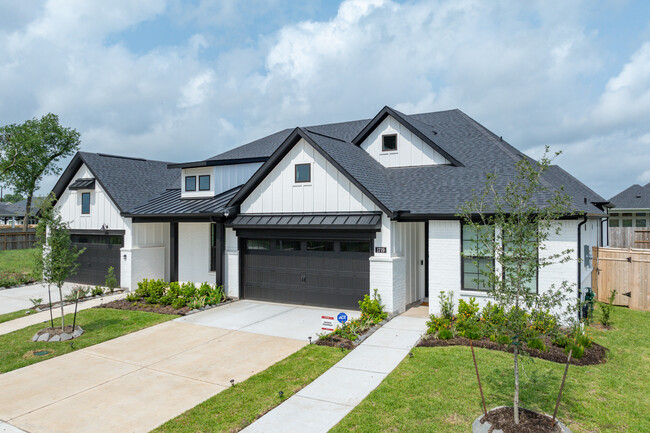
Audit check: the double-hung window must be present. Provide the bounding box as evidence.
[461,224,494,291]
[502,232,539,294]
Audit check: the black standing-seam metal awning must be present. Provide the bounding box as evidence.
[227,212,383,231]
[68,178,96,190]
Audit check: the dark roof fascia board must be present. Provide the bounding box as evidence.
[350,106,464,167]
[394,213,591,221]
[167,157,268,169]
[70,229,126,235]
[228,128,395,217]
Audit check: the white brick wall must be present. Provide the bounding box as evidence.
[428,219,580,317]
[370,256,406,314]
[428,220,461,316]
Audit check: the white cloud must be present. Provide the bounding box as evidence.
[0,0,648,200]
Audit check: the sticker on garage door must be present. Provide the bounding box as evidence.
[321,316,336,331]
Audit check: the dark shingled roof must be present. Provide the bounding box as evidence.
[127,186,240,217]
[609,184,650,209]
[148,107,609,218]
[52,152,181,213]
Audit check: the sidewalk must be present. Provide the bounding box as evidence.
[0,292,126,336]
[242,306,429,433]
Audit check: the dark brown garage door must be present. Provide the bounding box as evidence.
[242,238,371,309]
[67,234,122,287]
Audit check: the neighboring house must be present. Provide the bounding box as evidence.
[607,183,650,248]
[51,107,608,316]
[0,198,44,225]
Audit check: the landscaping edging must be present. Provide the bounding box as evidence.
[472,406,571,433]
[31,326,84,342]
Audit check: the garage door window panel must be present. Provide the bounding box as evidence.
[340,241,371,253]
[276,240,301,251]
[246,239,271,251]
[306,241,333,252]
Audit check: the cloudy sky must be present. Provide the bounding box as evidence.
[1,0,649,199]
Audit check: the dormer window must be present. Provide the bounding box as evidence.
[382,134,397,152]
[295,163,311,183]
[199,175,210,191]
[185,176,196,191]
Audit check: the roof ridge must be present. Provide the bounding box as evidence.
[80,150,172,165]
[303,128,348,143]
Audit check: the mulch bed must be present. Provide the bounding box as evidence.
[480,407,563,433]
[418,335,607,366]
[97,299,191,316]
[316,334,356,350]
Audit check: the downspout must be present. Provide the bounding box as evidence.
[577,215,588,319]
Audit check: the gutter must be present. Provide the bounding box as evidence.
[577,215,588,319]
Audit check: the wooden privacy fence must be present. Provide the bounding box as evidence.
[0,228,37,251]
[608,227,650,249]
[591,246,650,311]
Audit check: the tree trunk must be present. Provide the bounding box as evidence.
[514,344,520,424]
[58,285,65,331]
[23,192,33,233]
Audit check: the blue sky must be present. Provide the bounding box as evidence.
[1,0,650,199]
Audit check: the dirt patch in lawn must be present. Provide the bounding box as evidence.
[479,407,564,433]
[316,334,356,350]
[418,335,607,366]
[97,299,190,316]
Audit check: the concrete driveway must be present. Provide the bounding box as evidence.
[0,283,77,315]
[0,300,358,433]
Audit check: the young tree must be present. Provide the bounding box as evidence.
[35,197,84,331]
[458,148,578,425]
[0,113,80,231]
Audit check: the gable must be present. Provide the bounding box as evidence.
[241,138,380,214]
[55,163,125,230]
[359,114,450,168]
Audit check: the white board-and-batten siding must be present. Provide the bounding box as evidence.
[241,139,379,214]
[55,164,125,231]
[360,115,450,168]
[181,162,263,199]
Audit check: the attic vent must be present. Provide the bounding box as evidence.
[584,197,587,204]
[636,194,642,198]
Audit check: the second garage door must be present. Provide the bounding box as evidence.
[68,233,122,287]
[242,238,371,309]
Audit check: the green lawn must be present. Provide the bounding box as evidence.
[0,248,36,274]
[332,305,649,433]
[0,309,36,325]
[152,345,348,433]
[0,308,175,373]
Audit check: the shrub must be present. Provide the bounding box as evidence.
[0,272,34,288]
[481,302,506,330]
[456,297,480,335]
[599,290,617,327]
[105,266,118,293]
[188,295,207,310]
[426,316,452,335]
[552,333,570,348]
[497,334,511,345]
[171,297,186,309]
[359,289,388,324]
[527,338,546,352]
[438,290,455,320]
[568,344,585,359]
[125,292,139,302]
[29,297,43,307]
[65,286,89,302]
[438,328,454,340]
[91,286,104,296]
[206,286,224,305]
[529,309,558,335]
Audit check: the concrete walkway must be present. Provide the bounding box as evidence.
[0,282,78,315]
[0,292,126,336]
[242,306,429,433]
